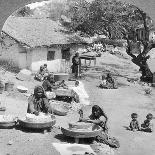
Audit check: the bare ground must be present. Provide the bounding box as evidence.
[0,51,155,155]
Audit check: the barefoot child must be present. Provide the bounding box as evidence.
[141,113,153,132]
[129,113,140,131]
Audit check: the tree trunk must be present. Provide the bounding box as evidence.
[125,40,153,83]
[132,56,153,83]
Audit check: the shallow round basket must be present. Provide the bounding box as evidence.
[0,115,17,129]
[61,125,102,138]
[68,122,93,130]
[17,86,28,93]
[18,115,56,129]
[0,121,16,129]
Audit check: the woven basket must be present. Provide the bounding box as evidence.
[18,115,56,129]
[0,115,17,128]
[61,125,102,138]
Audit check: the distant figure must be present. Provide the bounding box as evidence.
[35,65,46,81]
[99,73,118,89]
[43,64,49,76]
[99,73,107,87]
[75,80,80,87]
[72,52,80,78]
[141,113,153,132]
[129,113,140,131]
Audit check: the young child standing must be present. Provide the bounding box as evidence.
[141,113,153,132]
[129,113,140,131]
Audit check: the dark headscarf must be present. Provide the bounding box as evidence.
[75,52,79,57]
[146,113,153,119]
[40,65,44,71]
[107,73,112,78]
[33,85,47,98]
[92,105,105,118]
[44,64,47,67]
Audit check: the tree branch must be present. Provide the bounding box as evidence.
[122,31,137,59]
[142,42,155,55]
[135,7,149,41]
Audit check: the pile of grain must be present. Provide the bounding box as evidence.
[25,113,52,123]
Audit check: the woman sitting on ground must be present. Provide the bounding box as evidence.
[42,74,68,92]
[42,74,71,101]
[99,73,118,89]
[27,86,51,115]
[79,105,108,133]
[79,105,120,148]
[35,65,47,81]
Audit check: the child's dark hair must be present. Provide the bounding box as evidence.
[75,80,79,86]
[44,64,47,67]
[146,113,153,119]
[131,113,138,118]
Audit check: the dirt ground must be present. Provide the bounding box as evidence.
[0,51,155,155]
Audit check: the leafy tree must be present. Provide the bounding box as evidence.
[66,0,155,82]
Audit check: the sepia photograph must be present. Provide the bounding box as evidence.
[0,0,155,155]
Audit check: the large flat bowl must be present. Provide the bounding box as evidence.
[61,125,102,138]
[18,115,56,129]
[0,121,16,128]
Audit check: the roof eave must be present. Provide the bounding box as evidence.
[1,30,32,48]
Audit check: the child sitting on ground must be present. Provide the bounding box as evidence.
[75,80,80,87]
[141,113,153,132]
[129,113,140,131]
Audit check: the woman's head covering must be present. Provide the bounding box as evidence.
[92,105,104,117]
[131,113,138,118]
[44,64,47,67]
[33,85,47,98]
[107,73,112,78]
[40,65,44,71]
[146,113,153,119]
[75,52,79,57]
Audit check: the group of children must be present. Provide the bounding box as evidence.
[129,113,154,132]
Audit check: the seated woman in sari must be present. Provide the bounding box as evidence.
[99,73,118,89]
[42,74,68,92]
[27,86,51,115]
[35,65,47,81]
[79,105,108,133]
[79,105,120,148]
[42,74,70,100]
